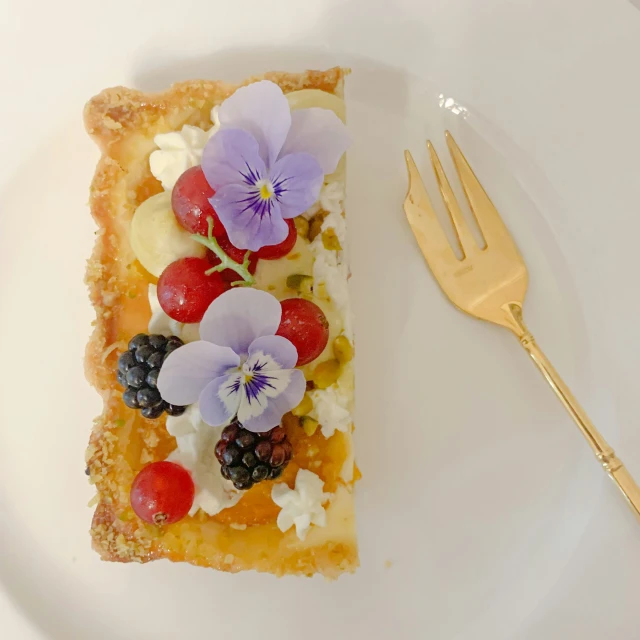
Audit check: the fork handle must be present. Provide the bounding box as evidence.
[505,304,640,520]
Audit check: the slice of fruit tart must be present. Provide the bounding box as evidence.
[83,68,358,577]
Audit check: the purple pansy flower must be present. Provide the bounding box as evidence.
[201,81,351,251]
[157,288,306,433]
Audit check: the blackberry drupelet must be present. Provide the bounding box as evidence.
[117,333,187,419]
[215,423,293,490]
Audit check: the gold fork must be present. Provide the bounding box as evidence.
[404,132,640,519]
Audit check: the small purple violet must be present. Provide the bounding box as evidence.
[201,81,351,251]
[157,288,306,433]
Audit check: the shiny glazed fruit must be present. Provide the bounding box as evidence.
[130,461,195,525]
[215,424,293,490]
[255,219,297,260]
[157,257,229,323]
[118,333,187,419]
[277,298,330,366]
[171,166,224,237]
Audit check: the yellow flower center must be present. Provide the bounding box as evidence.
[259,182,273,200]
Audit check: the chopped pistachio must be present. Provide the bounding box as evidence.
[312,359,341,389]
[322,228,342,251]
[301,416,320,436]
[308,212,326,242]
[294,216,309,238]
[292,393,313,417]
[333,335,353,364]
[286,274,314,296]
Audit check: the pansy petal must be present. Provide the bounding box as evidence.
[239,369,306,433]
[247,335,299,371]
[157,341,240,406]
[217,81,291,167]
[199,288,282,356]
[212,182,288,251]
[201,128,266,191]
[280,108,351,175]
[271,153,324,219]
[199,373,242,427]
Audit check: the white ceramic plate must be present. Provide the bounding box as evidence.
[2,1,640,638]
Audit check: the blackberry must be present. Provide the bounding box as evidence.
[117,333,187,419]
[166,403,187,417]
[215,424,293,490]
[126,365,147,389]
[141,404,165,420]
[137,387,161,408]
[146,368,159,389]
[147,351,165,370]
[148,334,167,349]
[118,351,136,373]
[135,344,155,364]
[128,333,150,351]
[165,336,183,353]
[123,387,140,409]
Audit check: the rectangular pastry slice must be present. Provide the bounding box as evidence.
[84,67,358,578]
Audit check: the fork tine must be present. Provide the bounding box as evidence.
[445,131,510,246]
[403,150,459,270]
[427,141,477,257]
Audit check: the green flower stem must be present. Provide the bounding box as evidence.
[191,218,256,287]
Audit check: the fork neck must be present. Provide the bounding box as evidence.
[501,302,534,345]
[502,301,625,482]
